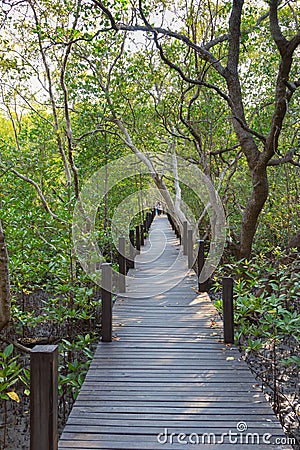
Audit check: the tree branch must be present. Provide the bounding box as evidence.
[262,3,300,165]
[267,150,300,167]
[2,165,66,224]
[226,0,243,75]
[60,2,82,198]
[92,0,118,29]
[91,0,226,76]
[233,115,266,143]
[288,31,300,54]
[0,336,31,354]
[61,42,79,198]
[75,127,118,142]
[269,0,288,55]
[29,0,72,187]
[210,143,241,156]
[203,10,270,50]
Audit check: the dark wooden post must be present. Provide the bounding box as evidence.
[183,221,188,255]
[101,263,112,342]
[30,345,58,450]
[187,229,193,268]
[145,213,149,231]
[128,229,135,269]
[118,237,126,293]
[147,212,151,230]
[172,217,175,231]
[222,277,234,344]
[175,221,181,242]
[168,213,174,231]
[140,224,144,246]
[135,224,141,253]
[197,240,207,292]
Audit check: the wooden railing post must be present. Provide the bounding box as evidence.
[222,277,234,344]
[197,239,207,292]
[135,225,141,253]
[168,213,175,232]
[30,345,58,450]
[118,237,126,293]
[176,221,181,242]
[187,229,193,268]
[147,212,151,231]
[140,224,144,246]
[128,229,135,270]
[101,263,112,342]
[183,221,188,255]
[167,212,170,227]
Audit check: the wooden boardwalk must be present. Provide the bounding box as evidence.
[59,216,291,449]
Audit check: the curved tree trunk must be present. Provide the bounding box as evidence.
[239,166,269,259]
[0,220,11,332]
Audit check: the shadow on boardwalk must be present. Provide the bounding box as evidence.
[59,216,292,449]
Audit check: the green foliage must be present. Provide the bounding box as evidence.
[212,250,300,361]
[0,345,29,402]
[59,334,97,399]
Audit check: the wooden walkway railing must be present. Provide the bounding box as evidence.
[57,215,291,450]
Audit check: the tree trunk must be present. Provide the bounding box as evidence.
[239,165,269,259]
[0,220,10,331]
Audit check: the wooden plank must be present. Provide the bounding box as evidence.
[74,397,267,404]
[59,443,289,450]
[59,431,292,450]
[67,412,278,421]
[77,383,261,393]
[63,423,283,433]
[59,439,291,450]
[70,406,273,414]
[93,345,235,351]
[89,359,248,366]
[60,431,288,442]
[85,368,251,374]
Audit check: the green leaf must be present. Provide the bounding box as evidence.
[3,344,14,358]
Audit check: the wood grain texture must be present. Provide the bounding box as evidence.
[59,216,291,450]
[31,345,58,450]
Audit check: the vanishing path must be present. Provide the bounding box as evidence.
[59,215,291,449]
